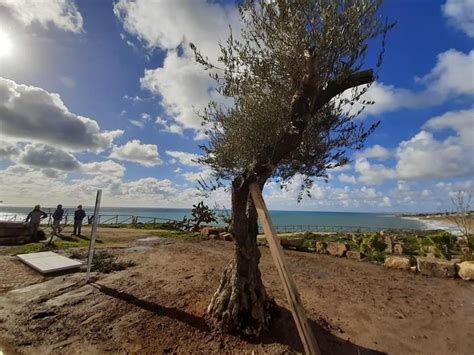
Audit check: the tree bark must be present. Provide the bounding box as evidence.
[207,177,272,337]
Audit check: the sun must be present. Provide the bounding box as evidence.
[0,30,13,58]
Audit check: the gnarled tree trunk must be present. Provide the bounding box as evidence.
[207,177,272,337]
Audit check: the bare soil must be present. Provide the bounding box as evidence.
[0,232,473,354]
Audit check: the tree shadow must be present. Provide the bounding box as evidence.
[91,283,210,332]
[262,305,385,355]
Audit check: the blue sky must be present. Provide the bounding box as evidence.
[0,0,472,212]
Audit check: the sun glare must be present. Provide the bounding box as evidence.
[0,30,13,58]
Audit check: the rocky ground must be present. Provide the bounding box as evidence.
[0,227,473,354]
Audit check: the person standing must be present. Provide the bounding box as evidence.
[72,205,86,236]
[51,204,64,237]
[26,205,48,242]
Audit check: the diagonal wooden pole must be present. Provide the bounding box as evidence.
[249,182,320,355]
[86,189,102,281]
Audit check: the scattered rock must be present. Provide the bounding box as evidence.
[384,256,411,270]
[208,234,219,240]
[219,232,232,241]
[384,236,393,254]
[393,244,404,256]
[281,238,305,248]
[315,241,327,254]
[456,236,469,248]
[326,242,348,257]
[346,251,364,260]
[457,261,474,281]
[416,257,456,278]
[200,227,225,237]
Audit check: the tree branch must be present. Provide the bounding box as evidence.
[251,69,375,179]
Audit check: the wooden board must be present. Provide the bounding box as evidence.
[249,182,320,355]
[17,251,82,274]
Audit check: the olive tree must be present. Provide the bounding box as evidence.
[191,0,393,336]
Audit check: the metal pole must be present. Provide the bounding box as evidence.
[86,190,102,281]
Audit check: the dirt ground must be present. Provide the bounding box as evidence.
[0,228,473,354]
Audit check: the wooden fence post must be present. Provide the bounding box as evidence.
[249,183,320,355]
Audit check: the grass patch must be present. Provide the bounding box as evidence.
[151,229,198,241]
[91,250,136,273]
[0,237,95,256]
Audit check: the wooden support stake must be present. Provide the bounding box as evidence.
[249,183,320,355]
[86,189,102,281]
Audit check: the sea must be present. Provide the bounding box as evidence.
[0,206,442,232]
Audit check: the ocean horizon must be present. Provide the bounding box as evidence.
[0,205,434,231]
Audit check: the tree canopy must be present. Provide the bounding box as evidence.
[192,0,393,195]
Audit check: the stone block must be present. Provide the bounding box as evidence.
[315,241,327,254]
[281,238,305,248]
[326,242,348,257]
[457,261,474,281]
[393,244,404,256]
[384,256,411,270]
[219,232,233,241]
[416,257,456,278]
[346,251,364,260]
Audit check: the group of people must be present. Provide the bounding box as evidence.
[25,204,87,241]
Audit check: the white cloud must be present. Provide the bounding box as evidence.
[356,108,474,184]
[342,49,474,117]
[110,139,162,167]
[81,160,125,178]
[166,150,200,167]
[181,168,213,183]
[140,50,219,133]
[356,144,391,160]
[155,116,184,136]
[0,0,83,33]
[128,112,152,129]
[416,49,474,96]
[442,0,474,38]
[115,0,239,138]
[338,173,357,184]
[0,77,123,152]
[423,107,474,148]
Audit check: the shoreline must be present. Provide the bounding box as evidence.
[400,216,461,235]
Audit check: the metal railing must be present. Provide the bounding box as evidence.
[0,213,422,232]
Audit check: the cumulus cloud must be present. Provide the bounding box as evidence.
[0,77,123,152]
[343,49,474,117]
[0,0,83,32]
[81,160,125,177]
[355,108,474,184]
[356,144,391,160]
[115,0,239,137]
[140,50,220,132]
[166,150,200,167]
[12,143,126,178]
[0,141,19,159]
[338,173,357,184]
[155,116,184,135]
[442,0,474,38]
[17,143,80,171]
[110,139,162,167]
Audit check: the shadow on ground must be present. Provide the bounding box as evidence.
[92,283,383,354]
[263,305,385,355]
[91,283,210,332]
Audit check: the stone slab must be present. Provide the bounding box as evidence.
[17,251,82,274]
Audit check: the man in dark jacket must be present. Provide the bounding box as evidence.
[51,204,64,237]
[26,205,48,242]
[72,205,86,236]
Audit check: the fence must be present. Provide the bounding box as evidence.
[0,212,421,233]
